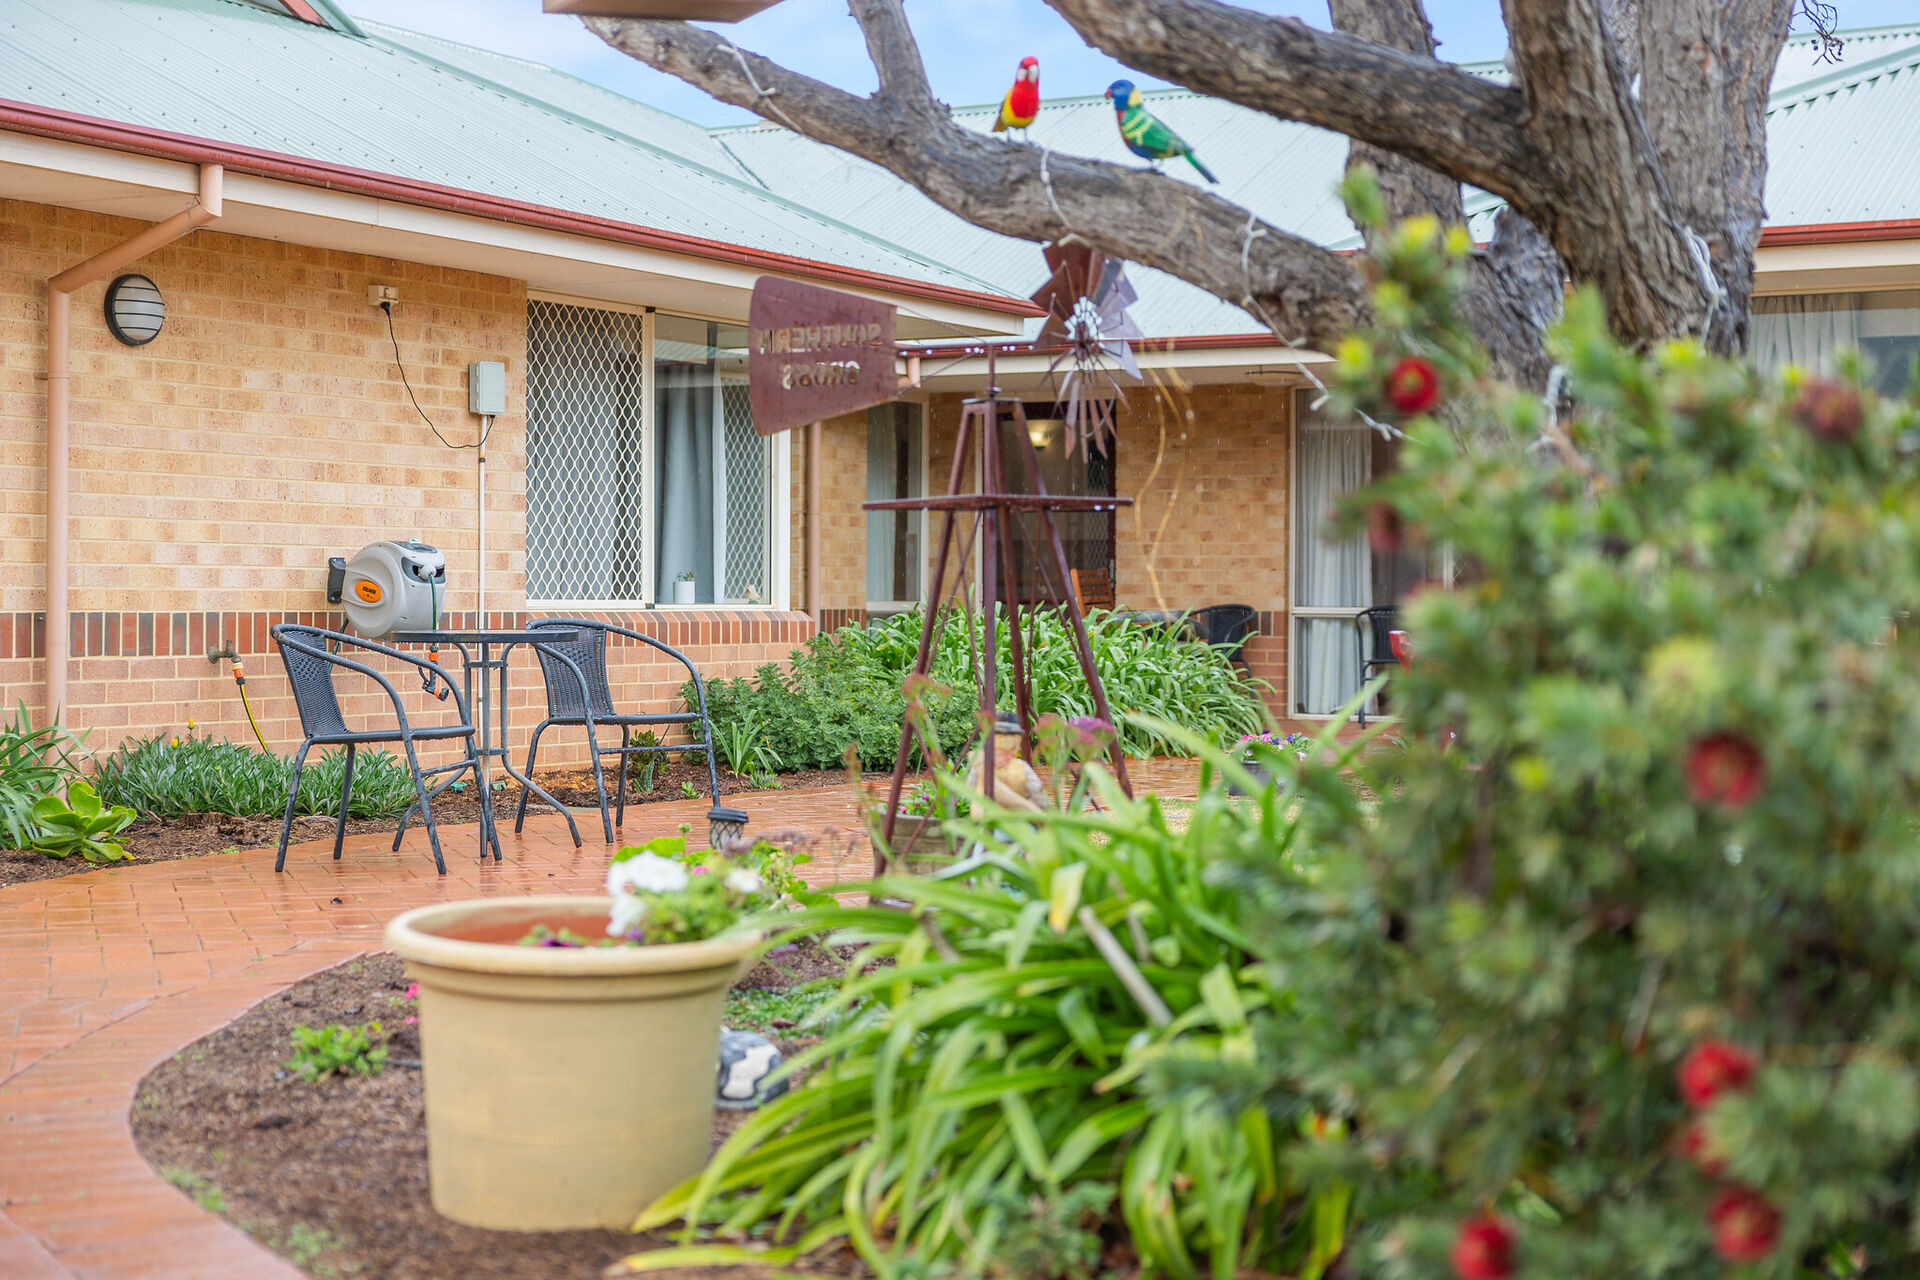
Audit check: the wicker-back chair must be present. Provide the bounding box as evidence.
[270,625,475,874]
[516,619,743,846]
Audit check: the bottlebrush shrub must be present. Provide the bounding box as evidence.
[1232,178,1920,1275]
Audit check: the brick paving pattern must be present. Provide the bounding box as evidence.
[0,760,1198,1279]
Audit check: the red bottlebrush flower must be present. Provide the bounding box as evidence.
[1365,500,1405,555]
[1450,1214,1517,1280]
[1709,1187,1781,1263]
[1386,356,1443,415]
[1685,732,1766,811]
[1792,378,1863,442]
[1675,1121,1727,1176]
[1678,1041,1757,1108]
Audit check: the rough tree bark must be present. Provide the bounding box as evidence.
[586,0,1807,380]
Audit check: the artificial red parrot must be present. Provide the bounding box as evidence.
[992,56,1041,139]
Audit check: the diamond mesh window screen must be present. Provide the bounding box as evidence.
[720,380,772,604]
[525,300,647,603]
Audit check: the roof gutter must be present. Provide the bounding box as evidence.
[43,163,223,722]
[1759,218,1920,247]
[0,99,1040,321]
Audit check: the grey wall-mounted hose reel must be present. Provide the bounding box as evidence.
[326,540,447,637]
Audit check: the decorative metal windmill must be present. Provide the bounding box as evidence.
[1030,242,1144,458]
[866,348,1135,873]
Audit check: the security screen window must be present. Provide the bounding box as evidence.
[525,300,646,604]
[524,301,775,606]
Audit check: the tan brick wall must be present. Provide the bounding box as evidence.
[912,384,1292,707]
[1,199,809,763]
[788,409,876,619]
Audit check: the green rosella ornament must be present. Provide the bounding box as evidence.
[1104,79,1217,183]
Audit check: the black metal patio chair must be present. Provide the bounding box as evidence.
[1189,603,1258,673]
[514,618,745,847]
[1354,605,1400,726]
[270,624,477,875]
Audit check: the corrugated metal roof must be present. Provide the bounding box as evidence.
[357,18,761,186]
[718,23,1920,339]
[1765,41,1920,226]
[0,0,1013,300]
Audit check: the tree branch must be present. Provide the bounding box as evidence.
[1040,0,1550,213]
[1327,0,1562,386]
[582,12,1369,349]
[847,0,936,115]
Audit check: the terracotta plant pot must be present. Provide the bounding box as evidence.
[868,812,956,876]
[384,896,761,1232]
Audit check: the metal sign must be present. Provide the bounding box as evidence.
[747,277,898,436]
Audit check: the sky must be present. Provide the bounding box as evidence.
[345,0,1920,127]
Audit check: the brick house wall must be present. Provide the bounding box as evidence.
[0,198,808,767]
[912,383,1295,712]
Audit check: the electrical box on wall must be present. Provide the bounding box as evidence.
[468,361,506,415]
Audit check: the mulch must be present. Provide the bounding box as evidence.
[132,947,861,1280]
[0,763,884,889]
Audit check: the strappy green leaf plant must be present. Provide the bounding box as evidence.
[622,708,1374,1280]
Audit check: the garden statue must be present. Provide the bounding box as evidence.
[962,711,1046,812]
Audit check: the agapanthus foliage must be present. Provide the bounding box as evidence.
[1225,173,1920,1276]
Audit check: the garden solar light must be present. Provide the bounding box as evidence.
[104,272,164,345]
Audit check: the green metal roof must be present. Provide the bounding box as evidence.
[0,0,1015,301]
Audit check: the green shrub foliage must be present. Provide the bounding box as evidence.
[92,734,417,820]
[0,702,85,850]
[692,607,1266,772]
[1218,182,1920,1275]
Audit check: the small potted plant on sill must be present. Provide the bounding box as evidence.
[383,835,811,1232]
[672,568,697,605]
[1230,730,1314,795]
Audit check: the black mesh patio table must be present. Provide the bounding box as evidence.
[391,629,582,860]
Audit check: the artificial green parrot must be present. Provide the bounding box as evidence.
[1104,79,1217,183]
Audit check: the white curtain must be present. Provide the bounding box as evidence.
[655,363,715,603]
[1751,294,1863,378]
[1295,422,1371,714]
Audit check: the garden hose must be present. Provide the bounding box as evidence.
[421,577,449,701]
[230,662,271,754]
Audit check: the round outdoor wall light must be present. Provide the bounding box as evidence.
[104,273,165,346]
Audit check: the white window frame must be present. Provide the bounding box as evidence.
[1286,388,1452,720]
[864,396,931,615]
[523,293,789,612]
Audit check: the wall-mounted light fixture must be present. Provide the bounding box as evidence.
[1029,417,1057,449]
[104,273,165,346]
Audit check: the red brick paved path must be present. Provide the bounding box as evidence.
[0,763,1197,1278]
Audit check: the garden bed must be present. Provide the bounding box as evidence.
[132,946,855,1279]
[0,764,889,888]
